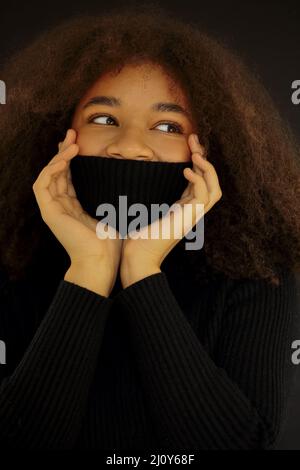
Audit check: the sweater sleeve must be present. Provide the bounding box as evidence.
[0,274,113,449]
[114,269,299,450]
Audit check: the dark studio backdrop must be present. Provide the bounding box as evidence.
[0,0,300,450]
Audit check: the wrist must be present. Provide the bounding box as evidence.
[64,259,113,297]
[120,257,161,289]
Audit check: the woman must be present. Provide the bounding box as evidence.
[0,4,299,450]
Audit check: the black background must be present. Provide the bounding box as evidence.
[1,0,300,450]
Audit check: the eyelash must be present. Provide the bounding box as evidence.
[87,113,184,134]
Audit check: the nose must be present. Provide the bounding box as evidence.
[105,128,155,161]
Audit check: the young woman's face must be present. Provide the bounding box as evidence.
[71,62,197,162]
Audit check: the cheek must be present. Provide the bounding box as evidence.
[73,128,107,155]
[151,134,191,162]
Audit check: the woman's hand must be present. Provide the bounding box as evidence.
[32,128,123,296]
[120,133,222,288]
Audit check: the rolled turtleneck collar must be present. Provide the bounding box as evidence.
[69,155,193,236]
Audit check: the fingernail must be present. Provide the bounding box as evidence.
[194,134,199,144]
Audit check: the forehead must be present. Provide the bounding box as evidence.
[79,62,189,106]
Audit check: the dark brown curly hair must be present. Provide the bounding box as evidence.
[1,2,300,286]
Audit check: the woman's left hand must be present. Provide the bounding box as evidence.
[120,133,223,288]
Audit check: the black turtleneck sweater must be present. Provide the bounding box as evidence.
[0,227,299,451]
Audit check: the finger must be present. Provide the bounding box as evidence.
[48,144,79,195]
[66,167,77,198]
[46,159,68,199]
[188,134,207,176]
[56,129,76,157]
[183,167,209,203]
[33,160,67,206]
[49,143,79,166]
[56,164,69,195]
[192,161,204,178]
[57,145,80,195]
[191,153,222,198]
[60,128,77,153]
[57,130,69,153]
[188,133,206,158]
[184,166,205,185]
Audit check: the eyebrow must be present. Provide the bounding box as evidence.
[82,95,192,119]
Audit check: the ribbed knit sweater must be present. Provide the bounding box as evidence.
[0,230,299,451]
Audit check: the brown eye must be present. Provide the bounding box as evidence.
[88,114,117,125]
[154,122,183,134]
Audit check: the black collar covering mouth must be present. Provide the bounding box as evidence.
[69,155,193,238]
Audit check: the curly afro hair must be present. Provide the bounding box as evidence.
[1,2,300,286]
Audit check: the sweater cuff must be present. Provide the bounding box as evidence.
[54,279,113,313]
[114,271,176,315]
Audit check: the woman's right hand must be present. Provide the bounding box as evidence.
[32,128,123,296]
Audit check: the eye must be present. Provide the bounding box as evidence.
[154,122,183,134]
[87,114,117,125]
